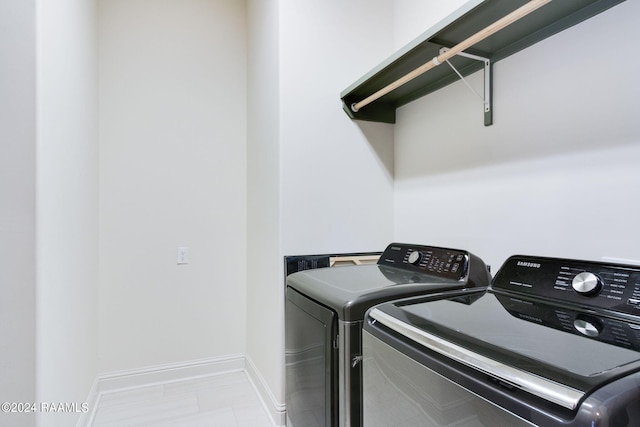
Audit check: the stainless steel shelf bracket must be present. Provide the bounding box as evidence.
[440,47,492,126]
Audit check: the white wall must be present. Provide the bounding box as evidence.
[393,0,469,49]
[98,0,247,373]
[35,0,99,426]
[1,2,99,425]
[0,1,37,426]
[246,0,395,420]
[393,1,640,270]
[246,0,283,419]
[279,0,395,255]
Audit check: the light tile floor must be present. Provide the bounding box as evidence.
[92,371,274,427]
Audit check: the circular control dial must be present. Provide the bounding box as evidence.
[573,315,603,337]
[572,272,603,296]
[408,251,422,265]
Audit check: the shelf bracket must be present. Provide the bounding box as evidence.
[439,47,492,126]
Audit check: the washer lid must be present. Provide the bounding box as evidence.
[286,243,491,321]
[369,291,640,409]
[286,264,465,321]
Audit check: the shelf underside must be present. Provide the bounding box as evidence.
[341,0,625,124]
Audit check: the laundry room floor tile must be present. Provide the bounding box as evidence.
[91,371,273,427]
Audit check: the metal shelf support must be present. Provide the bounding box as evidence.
[440,47,492,126]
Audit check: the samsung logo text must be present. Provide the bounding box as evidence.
[517,261,541,268]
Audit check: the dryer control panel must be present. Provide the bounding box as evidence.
[378,243,469,281]
[494,255,640,317]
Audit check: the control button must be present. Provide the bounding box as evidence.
[572,272,603,296]
[408,251,422,265]
[573,315,603,337]
[628,298,640,306]
[452,263,459,273]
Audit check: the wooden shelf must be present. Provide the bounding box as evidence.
[340,0,625,124]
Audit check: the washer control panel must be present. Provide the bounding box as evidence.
[493,255,640,316]
[497,294,640,350]
[378,243,468,280]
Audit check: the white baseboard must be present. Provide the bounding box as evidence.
[78,354,285,427]
[96,354,245,394]
[76,377,100,427]
[245,355,286,427]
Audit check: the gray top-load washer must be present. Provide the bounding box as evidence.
[363,255,640,426]
[285,242,491,427]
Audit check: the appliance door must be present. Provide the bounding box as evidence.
[363,291,640,426]
[286,288,338,427]
[362,329,536,427]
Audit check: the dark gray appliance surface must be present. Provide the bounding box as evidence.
[363,255,640,426]
[286,242,491,322]
[285,242,491,427]
[286,287,338,427]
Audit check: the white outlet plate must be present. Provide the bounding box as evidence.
[177,246,190,264]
